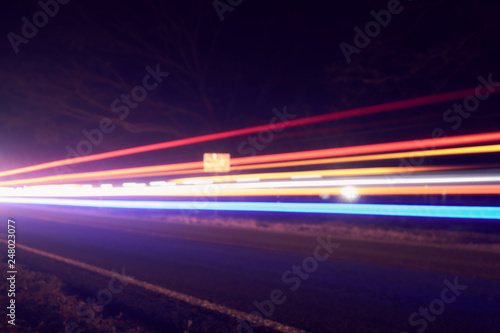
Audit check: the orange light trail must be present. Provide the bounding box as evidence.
[0,165,454,188]
[232,144,500,171]
[171,166,461,184]
[0,161,202,187]
[230,132,500,166]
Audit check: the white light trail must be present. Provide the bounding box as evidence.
[1,173,499,198]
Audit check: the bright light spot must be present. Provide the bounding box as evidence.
[341,186,359,201]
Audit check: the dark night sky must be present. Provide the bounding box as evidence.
[0,0,499,173]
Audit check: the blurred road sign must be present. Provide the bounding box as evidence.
[203,153,230,172]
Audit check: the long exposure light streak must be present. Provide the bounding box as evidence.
[1,139,499,187]
[232,144,500,172]
[2,174,500,197]
[1,87,498,179]
[171,166,458,184]
[2,185,499,197]
[0,161,203,187]
[0,144,496,187]
[230,132,500,166]
[0,197,499,219]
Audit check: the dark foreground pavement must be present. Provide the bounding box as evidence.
[1,205,499,333]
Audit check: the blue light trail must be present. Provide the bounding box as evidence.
[1,197,499,219]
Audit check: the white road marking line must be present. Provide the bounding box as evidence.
[0,240,310,333]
